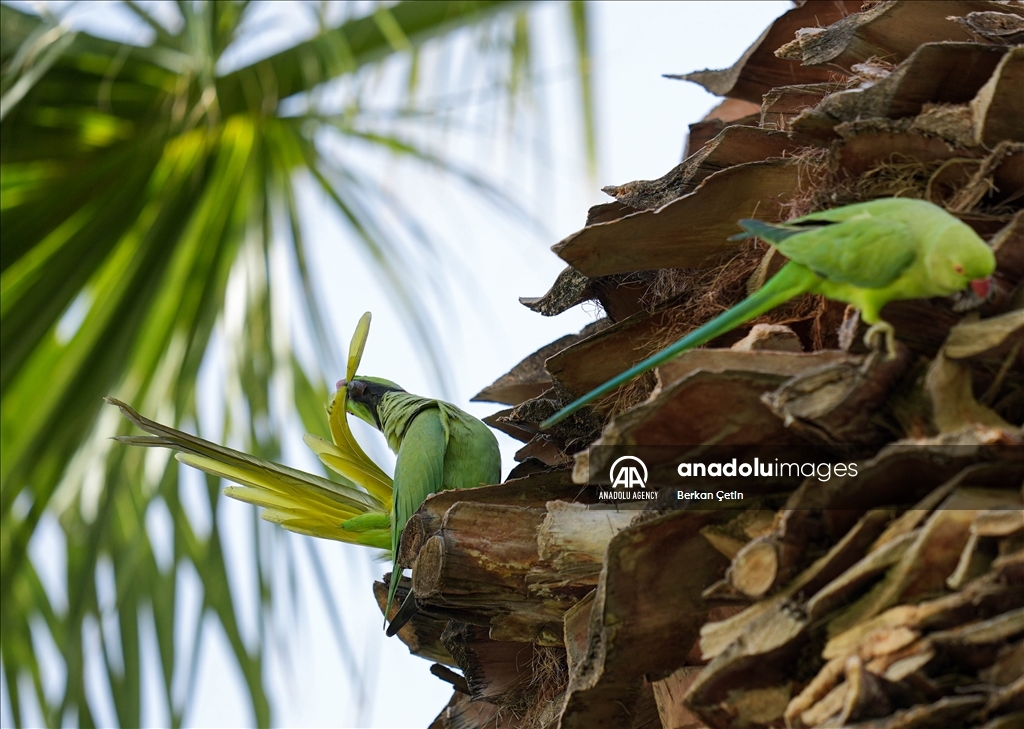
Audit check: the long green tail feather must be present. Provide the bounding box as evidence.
[540,263,818,428]
[385,565,404,629]
[729,218,815,244]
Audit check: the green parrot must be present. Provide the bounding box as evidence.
[342,376,501,635]
[109,312,501,636]
[542,198,997,429]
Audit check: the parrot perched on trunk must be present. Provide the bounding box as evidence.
[343,376,501,635]
[542,198,996,429]
[109,312,500,636]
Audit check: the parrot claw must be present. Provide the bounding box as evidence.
[864,321,897,361]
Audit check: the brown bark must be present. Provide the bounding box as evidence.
[372,580,455,666]
[670,1,862,103]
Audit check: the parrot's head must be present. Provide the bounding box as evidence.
[932,226,996,299]
[338,377,405,430]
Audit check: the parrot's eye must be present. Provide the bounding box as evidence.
[348,381,366,399]
[954,263,965,275]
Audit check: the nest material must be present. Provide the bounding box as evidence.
[496,646,569,729]
[784,144,1016,218]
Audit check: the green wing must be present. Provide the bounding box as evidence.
[386,407,448,612]
[439,403,502,488]
[392,409,447,548]
[768,215,917,289]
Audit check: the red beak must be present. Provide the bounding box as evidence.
[336,379,347,390]
[969,277,992,299]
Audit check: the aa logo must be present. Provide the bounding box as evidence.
[609,456,648,489]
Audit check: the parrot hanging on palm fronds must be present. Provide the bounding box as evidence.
[542,198,997,429]
[341,375,500,634]
[110,312,501,635]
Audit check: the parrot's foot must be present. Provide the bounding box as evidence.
[864,321,897,360]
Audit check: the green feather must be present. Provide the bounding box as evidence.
[384,407,447,617]
[540,263,818,428]
[372,389,501,627]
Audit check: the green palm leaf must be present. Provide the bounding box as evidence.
[0,1,594,726]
